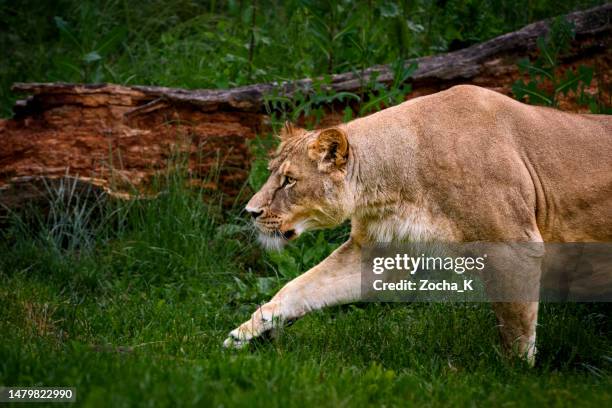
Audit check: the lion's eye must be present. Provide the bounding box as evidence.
[281,175,296,188]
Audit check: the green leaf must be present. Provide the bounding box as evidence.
[512,80,553,105]
[334,92,360,102]
[523,63,554,81]
[555,70,581,95]
[267,250,299,279]
[379,1,400,18]
[407,20,425,34]
[537,36,556,67]
[360,93,389,115]
[342,106,354,123]
[248,158,270,191]
[54,16,81,49]
[96,27,128,56]
[83,51,102,64]
[578,65,594,86]
[256,277,276,296]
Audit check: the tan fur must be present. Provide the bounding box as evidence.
[227,85,612,363]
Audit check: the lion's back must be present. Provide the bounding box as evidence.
[405,85,612,241]
[350,85,612,241]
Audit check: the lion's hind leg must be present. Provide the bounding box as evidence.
[492,301,539,365]
[482,242,544,365]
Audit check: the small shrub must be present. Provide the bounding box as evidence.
[512,17,610,113]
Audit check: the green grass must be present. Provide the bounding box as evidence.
[0,174,610,407]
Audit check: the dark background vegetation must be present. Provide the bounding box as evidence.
[1,1,611,407]
[0,0,606,116]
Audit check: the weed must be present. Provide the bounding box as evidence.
[512,16,610,112]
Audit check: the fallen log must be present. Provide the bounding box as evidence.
[1,4,610,214]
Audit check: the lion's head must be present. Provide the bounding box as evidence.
[246,122,353,250]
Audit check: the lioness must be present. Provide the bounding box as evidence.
[224,85,612,363]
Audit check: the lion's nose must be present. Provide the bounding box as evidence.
[247,208,263,219]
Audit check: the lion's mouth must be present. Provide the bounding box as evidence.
[256,228,297,251]
[282,229,296,240]
[254,223,297,241]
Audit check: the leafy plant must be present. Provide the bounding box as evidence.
[246,133,277,191]
[53,13,127,83]
[3,0,604,117]
[512,16,609,113]
[263,58,416,130]
[358,60,417,116]
[264,76,360,128]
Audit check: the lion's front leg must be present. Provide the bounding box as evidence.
[223,301,283,348]
[224,239,362,348]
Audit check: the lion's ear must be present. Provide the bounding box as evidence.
[279,121,304,141]
[308,127,349,171]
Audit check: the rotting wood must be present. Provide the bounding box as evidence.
[1,4,610,214]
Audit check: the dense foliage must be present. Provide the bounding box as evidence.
[0,0,606,116]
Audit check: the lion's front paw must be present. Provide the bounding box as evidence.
[223,303,282,349]
[222,330,251,349]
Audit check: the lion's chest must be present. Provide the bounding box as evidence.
[361,206,457,243]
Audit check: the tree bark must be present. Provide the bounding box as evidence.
[1,4,610,213]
